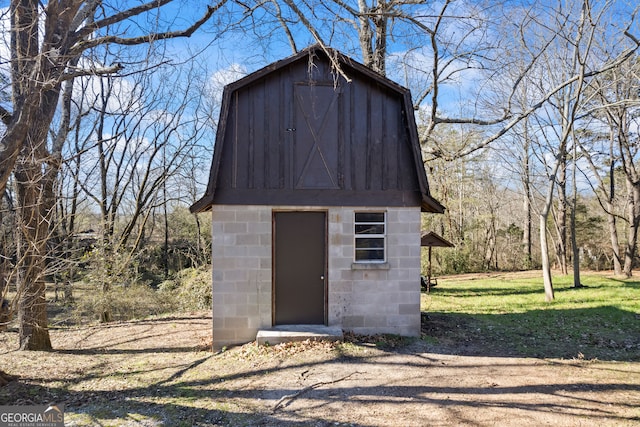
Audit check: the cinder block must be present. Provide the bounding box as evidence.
[223,222,248,234]
[364,315,389,327]
[248,222,271,234]
[224,270,247,282]
[213,281,236,293]
[342,315,365,327]
[225,317,249,329]
[213,257,237,270]
[236,210,262,223]
[398,303,420,315]
[236,233,259,245]
[397,280,420,292]
[213,329,237,341]
[223,245,247,257]
[212,209,236,222]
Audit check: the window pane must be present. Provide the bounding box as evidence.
[355,249,385,261]
[354,212,385,263]
[355,212,385,223]
[355,224,385,235]
[355,237,384,249]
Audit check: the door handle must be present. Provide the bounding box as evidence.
[320,275,325,280]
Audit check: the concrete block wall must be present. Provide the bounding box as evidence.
[211,205,422,349]
[327,207,422,336]
[211,206,273,348]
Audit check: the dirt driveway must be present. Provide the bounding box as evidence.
[1,313,639,426]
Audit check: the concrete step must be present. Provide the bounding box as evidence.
[256,325,343,346]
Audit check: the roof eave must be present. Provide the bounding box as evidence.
[189,194,214,214]
[421,194,446,214]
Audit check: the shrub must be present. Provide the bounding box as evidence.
[159,266,212,311]
[70,282,178,324]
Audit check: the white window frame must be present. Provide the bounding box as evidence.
[354,211,386,263]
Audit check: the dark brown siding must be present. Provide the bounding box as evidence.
[213,55,422,207]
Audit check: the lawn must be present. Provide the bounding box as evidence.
[421,271,640,360]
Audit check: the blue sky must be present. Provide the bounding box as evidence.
[1,0,639,201]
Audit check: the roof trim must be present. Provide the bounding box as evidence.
[421,232,455,247]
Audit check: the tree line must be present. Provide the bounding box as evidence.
[0,0,638,358]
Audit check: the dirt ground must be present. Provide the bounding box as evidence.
[1,313,639,426]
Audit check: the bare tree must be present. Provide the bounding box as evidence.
[579,57,640,277]
[533,1,590,300]
[72,61,210,322]
[0,188,16,330]
[0,0,225,350]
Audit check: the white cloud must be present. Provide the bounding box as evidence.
[204,63,246,126]
[207,62,246,99]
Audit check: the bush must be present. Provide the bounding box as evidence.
[159,266,212,311]
[70,282,178,324]
[433,249,471,275]
[63,265,211,325]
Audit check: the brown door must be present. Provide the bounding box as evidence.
[274,211,326,325]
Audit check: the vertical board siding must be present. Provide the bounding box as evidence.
[230,92,238,189]
[351,80,368,191]
[371,84,384,191]
[215,54,422,206]
[263,79,271,190]
[365,83,372,191]
[278,73,286,189]
[235,90,249,189]
[337,84,346,189]
[247,82,256,189]
[384,90,399,191]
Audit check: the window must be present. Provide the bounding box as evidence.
[354,212,386,262]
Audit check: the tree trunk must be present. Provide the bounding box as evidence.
[608,210,622,275]
[607,141,623,276]
[623,179,640,277]
[354,0,388,75]
[0,204,11,331]
[484,212,497,270]
[556,158,568,275]
[540,213,555,301]
[570,134,582,288]
[519,128,534,269]
[15,161,53,351]
[570,207,582,287]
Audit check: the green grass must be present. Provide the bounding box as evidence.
[421,272,640,361]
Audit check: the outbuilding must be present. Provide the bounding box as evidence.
[191,45,444,349]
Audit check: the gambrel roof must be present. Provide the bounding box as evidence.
[191,45,444,214]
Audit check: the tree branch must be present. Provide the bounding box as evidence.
[0,106,12,126]
[60,63,125,83]
[74,0,177,40]
[280,0,352,82]
[426,31,640,161]
[70,1,225,55]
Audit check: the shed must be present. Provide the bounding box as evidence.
[421,232,455,292]
[191,45,444,349]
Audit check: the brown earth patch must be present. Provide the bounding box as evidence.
[0,313,639,426]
